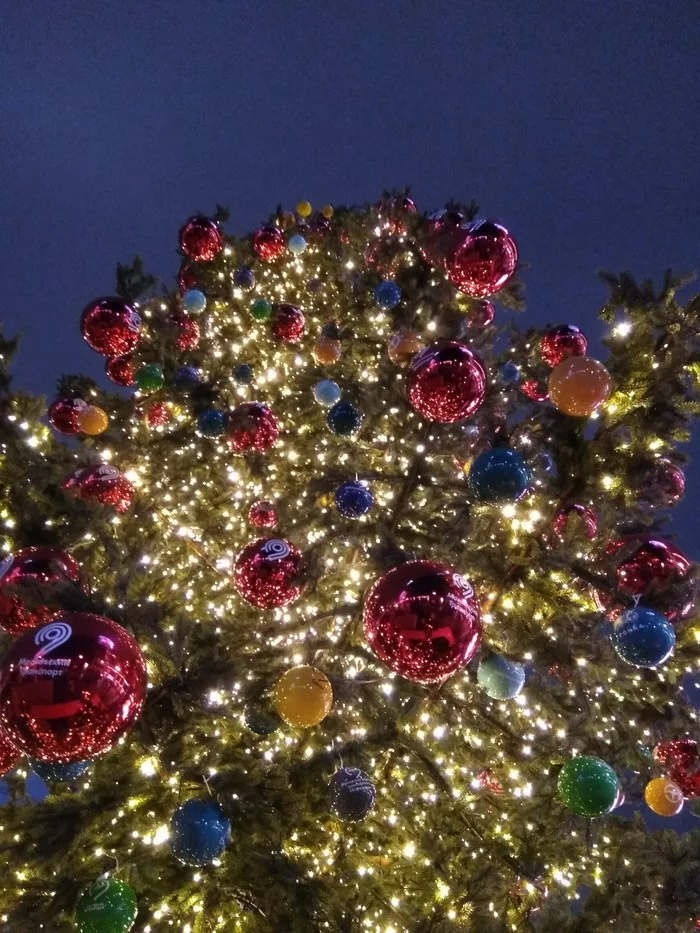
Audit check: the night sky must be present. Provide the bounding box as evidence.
[1,1,699,543]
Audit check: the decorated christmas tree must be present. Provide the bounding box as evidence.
[1,194,700,932]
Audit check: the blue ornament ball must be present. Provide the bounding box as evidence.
[469,448,531,503]
[243,702,281,736]
[234,266,255,290]
[477,655,526,700]
[313,379,341,407]
[374,280,402,310]
[288,234,307,256]
[198,409,227,437]
[327,401,363,437]
[170,798,231,866]
[30,759,91,782]
[335,480,373,518]
[679,669,700,710]
[173,365,202,393]
[233,363,254,385]
[182,288,207,315]
[499,361,520,384]
[611,606,675,668]
[329,767,376,822]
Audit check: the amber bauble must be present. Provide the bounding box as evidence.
[313,337,342,364]
[234,537,304,609]
[248,500,279,529]
[407,341,487,423]
[81,298,142,357]
[105,355,136,387]
[48,397,89,435]
[178,215,223,262]
[0,546,84,636]
[78,406,109,436]
[63,464,135,513]
[271,304,305,344]
[0,612,147,762]
[388,330,423,367]
[446,220,518,297]
[644,776,684,816]
[252,225,285,261]
[0,730,19,776]
[540,325,588,368]
[548,356,611,417]
[363,560,482,684]
[274,665,333,728]
[228,402,279,453]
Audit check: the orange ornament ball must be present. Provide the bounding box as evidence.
[313,337,342,365]
[273,665,333,728]
[296,200,313,219]
[644,776,684,816]
[78,405,109,435]
[548,356,611,417]
[388,330,424,367]
[321,204,334,219]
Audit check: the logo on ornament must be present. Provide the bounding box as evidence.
[453,574,474,598]
[127,311,142,333]
[34,621,72,658]
[261,539,290,561]
[85,876,110,913]
[93,465,120,481]
[0,554,14,581]
[664,783,683,805]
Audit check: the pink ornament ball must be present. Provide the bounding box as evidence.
[234,538,304,609]
[80,298,142,357]
[407,341,487,423]
[446,220,517,297]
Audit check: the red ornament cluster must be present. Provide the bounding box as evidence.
[252,225,285,262]
[228,403,279,454]
[178,216,223,262]
[407,341,487,423]
[271,304,306,344]
[63,464,135,513]
[0,546,84,636]
[234,537,304,609]
[81,298,142,357]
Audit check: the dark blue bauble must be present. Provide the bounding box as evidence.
[234,266,255,290]
[611,606,675,668]
[335,481,373,518]
[198,409,227,437]
[329,767,376,822]
[327,401,363,437]
[469,448,531,503]
[173,365,202,393]
[170,798,231,866]
[373,280,402,310]
[499,361,520,384]
[477,655,526,700]
[233,363,254,385]
[243,702,281,736]
[30,759,91,782]
[680,669,700,710]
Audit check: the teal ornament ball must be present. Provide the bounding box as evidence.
[198,409,227,437]
[477,655,526,700]
[469,447,531,503]
[182,288,206,315]
[611,606,675,668]
[250,298,272,322]
[557,755,620,817]
[135,363,164,393]
[314,379,341,407]
[288,234,307,256]
[75,876,137,933]
[327,401,363,436]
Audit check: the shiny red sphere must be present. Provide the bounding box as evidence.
[81,298,142,357]
[419,210,464,268]
[654,738,698,770]
[616,539,691,600]
[248,500,279,529]
[48,397,89,435]
[179,216,223,262]
[228,403,279,453]
[176,315,200,352]
[641,459,686,507]
[469,300,495,329]
[105,354,136,387]
[0,612,147,762]
[0,547,84,636]
[363,560,482,684]
[540,325,588,368]
[252,225,285,262]
[552,504,597,542]
[234,538,304,609]
[63,464,135,513]
[178,262,198,292]
[407,340,487,423]
[0,730,19,776]
[271,304,305,344]
[147,402,170,427]
[446,220,518,297]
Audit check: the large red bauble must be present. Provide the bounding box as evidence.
[0,612,147,762]
[540,325,588,368]
[252,225,285,262]
[407,340,487,423]
[363,560,482,684]
[63,464,135,513]
[0,547,84,636]
[234,538,304,609]
[616,539,691,600]
[271,304,305,344]
[48,397,89,435]
[228,403,279,453]
[0,730,19,776]
[179,216,223,262]
[446,220,518,297]
[105,354,136,387]
[81,298,142,357]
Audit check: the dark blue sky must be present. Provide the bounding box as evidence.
[1,1,699,537]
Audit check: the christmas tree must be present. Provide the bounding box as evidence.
[1,194,700,933]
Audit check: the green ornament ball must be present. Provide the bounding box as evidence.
[75,877,137,933]
[250,298,272,322]
[135,363,164,393]
[557,755,619,817]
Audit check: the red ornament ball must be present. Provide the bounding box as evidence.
[654,738,698,770]
[147,402,170,427]
[363,560,482,684]
[446,220,518,297]
[48,397,89,435]
[248,500,279,529]
[540,325,588,368]
[407,340,487,423]
[641,459,686,508]
[552,504,597,542]
[252,225,285,262]
[105,354,136,387]
[228,402,279,453]
[520,379,549,402]
[0,546,84,636]
[616,539,691,601]
[179,216,223,262]
[178,262,198,292]
[81,298,142,357]
[271,304,305,344]
[176,315,200,352]
[419,210,464,268]
[477,768,504,795]
[0,730,19,776]
[63,464,135,513]
[364,238,403,276]
[468,300,495,329]
[0,612,147,762]
[234,537,304,609]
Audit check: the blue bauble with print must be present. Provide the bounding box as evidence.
[313,379,341,407]
[170,798,231,866]
[611,606,675,668]
[198,409,227,437]
[329,767,376,822]
[288,234,307,256]
[182,289,207,315]
[327,401,363,436]
[234,266,255,291]
[30,759,91,782]
[477,655,526,700]
[335,481,373,518]
[173,365,202,393]
[469,448,531,503]
[374,280,402,310]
